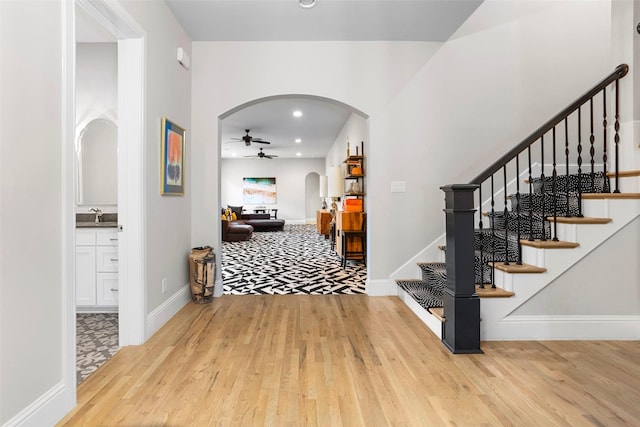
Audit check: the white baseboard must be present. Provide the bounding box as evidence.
[146,284,191,340]
[2,382,68,427]
[397,288,442,339]
[365,279,397,296]
[484,315,640,340]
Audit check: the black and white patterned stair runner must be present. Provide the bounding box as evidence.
[396,172,610,311]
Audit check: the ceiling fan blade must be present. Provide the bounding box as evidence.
[254,140,271,144]
[229,137,243,141]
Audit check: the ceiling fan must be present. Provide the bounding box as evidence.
[228,129,271,146]
[244,147,278,159]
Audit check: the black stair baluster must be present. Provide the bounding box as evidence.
[540,135,547,241]
[478,186,485,289]
[491,174,496,288]
[565,118,571,216]
[590,97,595,192]
[527,145,534,242]
[614,78,621,193]
[577,106,584,217]
[490,174,496,289]
[502,165,510,265]
[515,154,522,265]
[552,126,559,241]
[602,88,608,191]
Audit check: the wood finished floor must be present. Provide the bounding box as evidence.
[58,295,640,426]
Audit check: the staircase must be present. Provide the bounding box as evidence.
[395,64,640,345]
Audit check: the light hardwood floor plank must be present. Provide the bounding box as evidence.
[58,295,640,426]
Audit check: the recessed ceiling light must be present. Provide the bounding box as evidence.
[296,152,302,157]
[293,110,302,118]
[299,0,316,9]
[231,152,237,157]
[295,138,302,143]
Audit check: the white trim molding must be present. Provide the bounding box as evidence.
[492,315,640,340]
[397,288,442,339]
[146,284,191,340]
[2,382,66,427]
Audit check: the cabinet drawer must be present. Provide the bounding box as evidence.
[97,272,118,306]
[96,246,118,272]
[96,230,119,246]
[76,230,96,246]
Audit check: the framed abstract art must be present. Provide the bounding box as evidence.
[243,177,276,204]
[161,117,186,195]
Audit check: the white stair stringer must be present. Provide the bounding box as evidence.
[397,286,442,340]
[481,197,640,340]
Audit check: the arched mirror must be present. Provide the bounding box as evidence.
[77,118,117,205]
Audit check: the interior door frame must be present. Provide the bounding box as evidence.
[64,0,147,406]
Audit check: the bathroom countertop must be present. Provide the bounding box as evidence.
[76,212,118,228]
[76,222,118,228]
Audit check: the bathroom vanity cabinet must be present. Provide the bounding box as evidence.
[76,228,118,310]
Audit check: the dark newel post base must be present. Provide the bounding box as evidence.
[440,184,482,355]
[442,289,482,354]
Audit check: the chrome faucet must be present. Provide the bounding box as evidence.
[89,208,103,224]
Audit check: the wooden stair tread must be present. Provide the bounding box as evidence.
[519,239,579,249]
[546,216,611,224]
[428,307,444,322]
[581,193,640,200]
[476,285,515,298]
[489,262,546,273]
[606,170,640,178]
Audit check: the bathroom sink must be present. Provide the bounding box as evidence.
[76,221,118,228]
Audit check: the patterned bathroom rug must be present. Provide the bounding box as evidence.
[222,224,367,295]
[76,313,119,384]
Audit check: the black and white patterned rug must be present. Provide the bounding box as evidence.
[222,224,366,295]
[76,313,119,384]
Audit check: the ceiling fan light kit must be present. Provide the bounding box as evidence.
[228,129,271,147]
[245,147,278,159]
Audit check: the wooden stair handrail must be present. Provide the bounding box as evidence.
[470,64,629,185]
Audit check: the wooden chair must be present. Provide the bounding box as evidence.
[341,212,366,268]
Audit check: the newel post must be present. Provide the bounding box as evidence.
[440,184,482,354]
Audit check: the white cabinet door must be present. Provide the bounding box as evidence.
[76,246,96,306]
[97,272,119,306]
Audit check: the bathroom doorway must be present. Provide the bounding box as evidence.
[69,0,146,391]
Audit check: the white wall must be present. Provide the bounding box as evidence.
[371,0,613,282]
[0,1,68,423]
[191,41,442,282]
[221,158,324,221]
[119,1,193,319]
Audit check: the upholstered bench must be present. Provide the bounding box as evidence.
[245,218,285,232]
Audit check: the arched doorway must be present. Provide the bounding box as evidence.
[218,94,369,295]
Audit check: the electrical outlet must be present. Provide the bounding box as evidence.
[162,278,167,294]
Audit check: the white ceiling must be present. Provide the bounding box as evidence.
[78,0,483,159]
[221,97,358,160]
[165,0,483,42]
